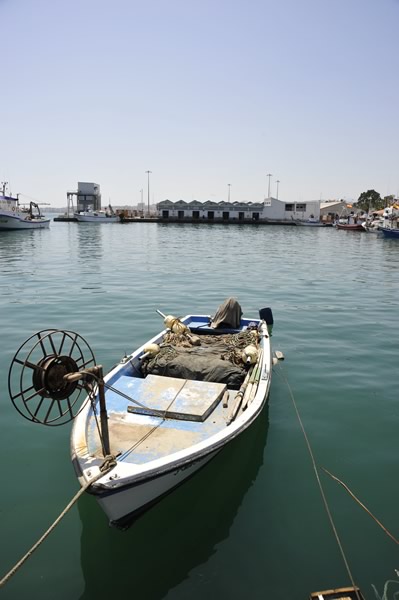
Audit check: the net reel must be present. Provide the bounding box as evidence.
[8,329,97,427]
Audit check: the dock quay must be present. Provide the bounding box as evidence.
[53,216,77,222]
[53,215,296,225]
[153,217,296,225]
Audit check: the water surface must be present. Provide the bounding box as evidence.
[0,221,398,599]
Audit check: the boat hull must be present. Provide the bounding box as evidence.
[335,223,365,231]
[0,213,50,230]
[95,449,218,527]
[381,227,399,238]
[295,221,325,227]
[74,213,119,223]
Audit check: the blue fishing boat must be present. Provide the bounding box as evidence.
[8,299,273,528]
[380,206,399,238]
[381,227,399,238]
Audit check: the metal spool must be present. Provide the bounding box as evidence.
[8,329,96,426]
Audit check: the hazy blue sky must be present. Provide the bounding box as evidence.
[2,0,398,206]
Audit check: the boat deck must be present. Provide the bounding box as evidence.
[87,374,235,464]
[84,315,266,465]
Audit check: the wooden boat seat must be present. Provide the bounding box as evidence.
[126,374,226,422]
[104,374,226,423]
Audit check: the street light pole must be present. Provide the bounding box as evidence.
[276,180,280,200]
[228,184,231,202]
[145,171,152,217]
[267,173,272,198]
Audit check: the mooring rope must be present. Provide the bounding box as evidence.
[0,455,117,588]
[322,468,399,547]
[274,365,362,599]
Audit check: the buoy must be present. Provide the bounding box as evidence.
[164,315,189,335]
[188,334,201,346]
[140,343,160,360]
[275,350,285,360]
[241,344,258,365]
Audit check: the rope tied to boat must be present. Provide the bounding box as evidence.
[100,454,118,472]
[273,364,361,597]
[0,454,118,588]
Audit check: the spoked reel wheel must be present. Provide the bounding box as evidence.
[8,329,96,426]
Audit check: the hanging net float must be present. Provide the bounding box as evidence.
[156,309,193,335]
[241,344,259,365]
[139,343,161,361]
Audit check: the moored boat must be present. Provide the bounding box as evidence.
[335,212,366,231]
[8,299,273,528]
[74,204,119,223]
[309,586,365,600]
[361,215,383,233]
[335,223,365,231]
[380,206,399,238]
[294,213,326,227]
[295,220,325,227]
[0,183,50,230]
[381,227,399,238]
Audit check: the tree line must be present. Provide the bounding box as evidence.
[355,190,395,212]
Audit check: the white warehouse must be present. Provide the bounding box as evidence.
[157,197,321,222]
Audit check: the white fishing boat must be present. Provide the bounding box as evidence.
[0,183,50,230]
[74,204,119,223]
[294,219,325,227]
[361,215,383,233]
[8,299,273,529]
[293,214,326,227]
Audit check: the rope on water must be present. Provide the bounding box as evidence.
[274,365,361,598]
[322,468,399,546]
[0,455,117,588]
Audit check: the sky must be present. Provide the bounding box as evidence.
[2,0,399,207]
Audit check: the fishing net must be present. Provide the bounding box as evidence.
[142,330,258,388]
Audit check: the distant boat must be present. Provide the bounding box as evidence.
[293,214,328,227]
[335,222,365,231]
[335,214,365,231]
[0,183,50,231]
[294,219,325,227]
[380,206,399,238]
[362,215,383,233]
[335,213,366,232]
[74,204,119,223]
[381,227,399,238]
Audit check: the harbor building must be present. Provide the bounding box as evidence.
[320,200,347,220]
[157,197,321,223]
[262,197,321,221]
[66,182,101,214]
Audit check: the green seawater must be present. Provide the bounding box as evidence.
[0,220,398,600]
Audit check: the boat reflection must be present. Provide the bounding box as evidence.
[76,222,103,264]
[78,406,269,599]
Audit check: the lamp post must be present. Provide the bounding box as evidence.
[276,180,280,200]
[228,184,231,202]
[140,188,143,216]
[145,171,152,217]
[267,173,272,198]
